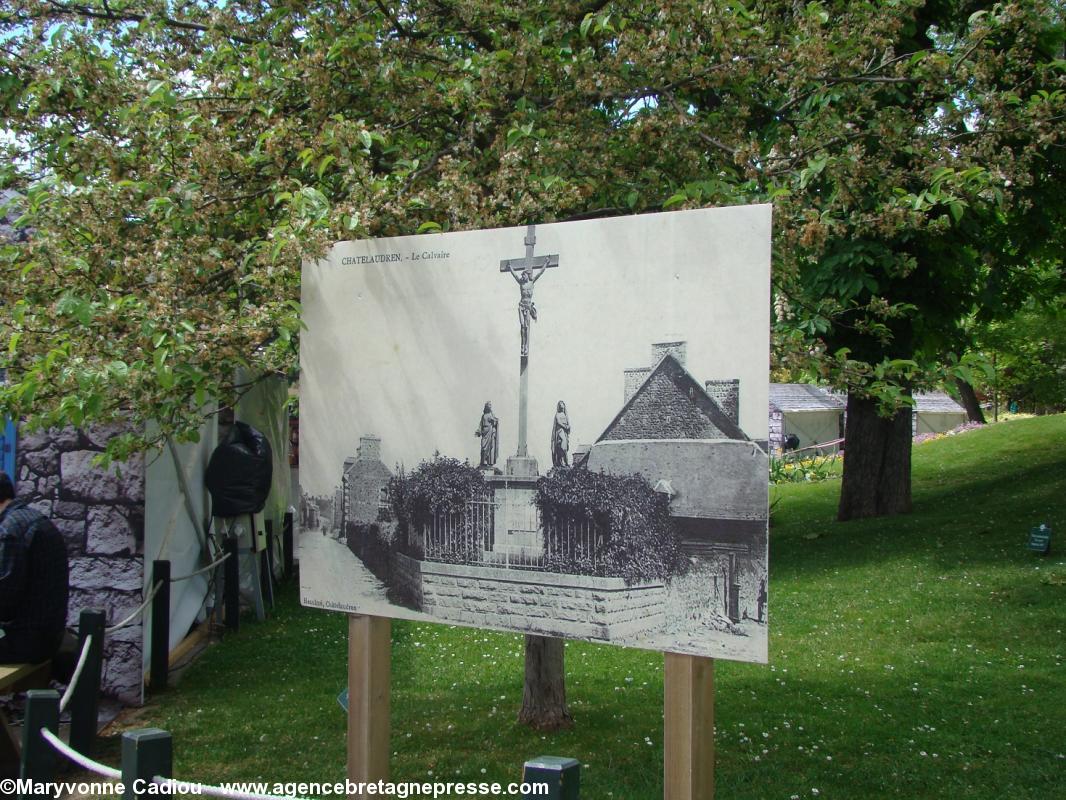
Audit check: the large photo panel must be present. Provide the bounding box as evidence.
[300,205,771,663]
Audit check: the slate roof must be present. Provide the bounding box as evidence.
[913,391,965,414]
[596,353,749,443]
[769,383,845,413]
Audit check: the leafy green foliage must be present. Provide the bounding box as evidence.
[0,1,1063,489]
[536,467,688,583]
[769,451,840,485]
[973,296,1066,413]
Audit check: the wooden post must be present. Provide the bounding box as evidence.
[20,690,59,789]
[149,560,171,691]
[121,729,172,800]
[69,609,106,756]
[664,654,714,800]
[347,615,390,798]
[224,535,240,631]
[283,511,295,579]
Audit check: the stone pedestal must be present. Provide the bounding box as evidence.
[486,474,541,566]
[505,454,539,478]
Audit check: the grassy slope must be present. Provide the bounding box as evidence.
[104,416,1066,799]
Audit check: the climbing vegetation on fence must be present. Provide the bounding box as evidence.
[389,455,487,527]
[536,468,689,584]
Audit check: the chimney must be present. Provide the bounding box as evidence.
[705,379,740,425]
[624,367,652,403]
[651,339,687,367]
[357,435,382,462]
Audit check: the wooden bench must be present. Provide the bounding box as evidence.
[0,661,53,774]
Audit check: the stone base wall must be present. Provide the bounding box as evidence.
[403,559,666,641]
[391,552,423,610]
[16,424,145,704]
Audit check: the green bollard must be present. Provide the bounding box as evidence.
[69,609,105,757]
[20,690,60,794]
[522,756,580,799]
[121,729,173,800]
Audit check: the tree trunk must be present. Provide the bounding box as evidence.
[955,378,987,424]
[517,635,573,731]
[837,393,913,521]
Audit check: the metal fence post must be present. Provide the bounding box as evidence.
[20,690,60,792]
[224,535,240,631]
[121,728,173,800]
[69,608,105,756]
[283,511,294,579]
[149,560,171,691]
[522,756,580,799]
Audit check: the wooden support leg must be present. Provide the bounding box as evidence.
[347,615,390,799]
[664,653,714,800]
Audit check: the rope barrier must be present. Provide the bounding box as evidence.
[42,729,303,799]
[105,581,164,634]
[154,776,303,800]
[39,728,122,780]
[170,552,231,582]
[784,437,844,456]
[58,633,93,712]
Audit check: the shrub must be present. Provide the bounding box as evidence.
[388,455,488,560]
[536,467,689,584]
[769,451,839,484]
[389,455,487,523]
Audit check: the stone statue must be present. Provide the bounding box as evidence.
[475,402,499,468]
[551,401,570,467]
[507,262,547,357]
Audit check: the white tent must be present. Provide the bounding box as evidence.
[141,375,291,698]
[913,391,968,435]
[769,384,845,455]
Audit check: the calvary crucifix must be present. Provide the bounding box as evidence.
[499,224,559,472]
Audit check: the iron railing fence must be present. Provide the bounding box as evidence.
[422,495,606,574]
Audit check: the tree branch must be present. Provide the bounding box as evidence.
[41,0,254,45]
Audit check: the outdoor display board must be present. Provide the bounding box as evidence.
[300,206,771,663]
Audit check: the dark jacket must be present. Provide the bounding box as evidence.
[0,498,69,657]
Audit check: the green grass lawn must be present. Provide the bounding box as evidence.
[102,415,1065,799]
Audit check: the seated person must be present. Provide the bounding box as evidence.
[0,471,69,663]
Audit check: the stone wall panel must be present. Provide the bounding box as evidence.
[55,500,89,520]
[86,506,136,555]
[54,518,87,556]
[16,424,146,705]
[60,450,145,504]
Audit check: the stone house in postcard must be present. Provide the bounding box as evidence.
[342,435,392,528]
[584,341,768,624]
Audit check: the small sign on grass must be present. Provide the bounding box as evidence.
[1028,523,1051,555]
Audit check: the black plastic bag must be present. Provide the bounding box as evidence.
[205,421,273,517]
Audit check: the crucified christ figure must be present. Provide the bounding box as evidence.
[508,260,547,357]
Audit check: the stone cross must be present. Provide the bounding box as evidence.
[499,224,559,475]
